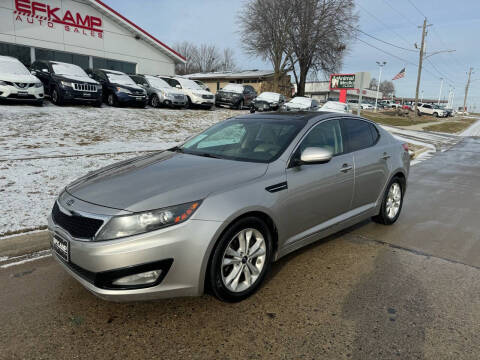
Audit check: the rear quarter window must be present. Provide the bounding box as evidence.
[342,119,375,152]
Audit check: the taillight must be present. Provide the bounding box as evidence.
[402,143,409,152]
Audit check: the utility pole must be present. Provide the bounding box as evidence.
[413,18,430,120]
[463,67,473,113]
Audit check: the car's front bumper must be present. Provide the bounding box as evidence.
[0,84,44,102]
[116,92,147,105]
[190,94,215,106]
[48,214,222,301]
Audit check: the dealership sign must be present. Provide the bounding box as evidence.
[13,0,103,38]
[329,74,355,90]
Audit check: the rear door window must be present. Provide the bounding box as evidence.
[342,119,374,152]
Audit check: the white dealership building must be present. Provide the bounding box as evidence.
[0,0,185,74]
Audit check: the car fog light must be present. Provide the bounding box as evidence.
[112,270,162,286]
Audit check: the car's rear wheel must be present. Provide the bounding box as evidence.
[372,177,404,225]
[208,217,272,302]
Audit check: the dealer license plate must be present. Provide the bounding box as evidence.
[52,236,69,262]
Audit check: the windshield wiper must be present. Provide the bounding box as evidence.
[191,152,222,159]
[168,146,184,153]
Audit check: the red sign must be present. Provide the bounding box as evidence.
[14,0,103,38]
[329,73,355,90]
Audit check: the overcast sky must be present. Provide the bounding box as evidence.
[104,0,480,110]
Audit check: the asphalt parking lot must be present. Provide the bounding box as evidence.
[1,138,479,360]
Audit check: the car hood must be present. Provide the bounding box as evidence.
[0,73,40,83]
[54,74,99,84]
[155,87,184,96]
[111,83,144,91]
[66,151,268,212]
[285,103,309,110]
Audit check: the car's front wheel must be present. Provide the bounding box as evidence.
[107,93,118,107]
[208,217,272,302]
[51,87,63,106]
[372,177,404,225]
[151,94,160,108]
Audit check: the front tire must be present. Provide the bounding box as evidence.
[151,94,160,108]
[107,93,118,107]
[51,87,63,106]
[208,217,273,302]
[433,112,438,117]
[372,177,404,225]
[237,100,244,110]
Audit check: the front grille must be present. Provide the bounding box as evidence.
[72,83,97,92]
[202,94,213,99]
[7,94,36,99]
[52,202,104,239]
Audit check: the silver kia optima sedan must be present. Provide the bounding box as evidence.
[48,112,409,302]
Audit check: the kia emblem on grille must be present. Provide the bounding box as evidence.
[66,199,75,206]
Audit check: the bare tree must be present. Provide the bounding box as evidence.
[238,0,295,92]
[220,48,237,72]
[369,77,378,90]
[379,80,395,97]
[173,42,236,75]
[173,41,198,75]
[287,0,357,96]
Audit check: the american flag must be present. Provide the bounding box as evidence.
[392,68,406,80]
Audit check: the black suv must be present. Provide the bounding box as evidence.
[215,84,257,109]
[87,69,147,107]
[31,60,102,106]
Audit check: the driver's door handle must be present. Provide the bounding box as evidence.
[381,152,391,160]
[340,164,353,173]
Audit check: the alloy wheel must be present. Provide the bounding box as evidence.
[152,95,159,107]
[386,182,401,219]
[52,90,58,104]
[221,228,266,292]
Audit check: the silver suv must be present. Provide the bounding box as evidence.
[49,113,410,302]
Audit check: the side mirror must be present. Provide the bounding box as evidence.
[175,84,181,89]
[30,70,37,75]
[88,74,93,78]
[299,147,333,165]
[42,68,48,73]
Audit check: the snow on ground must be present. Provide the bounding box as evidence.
[460,118,480,136]
[0,104,245,236]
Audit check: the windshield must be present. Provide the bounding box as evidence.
[222,84,244,93]
[51,63,88,77]
[106,73,136,86]
[177,77,203,90]
[145,76,171,89]
[288,97,311,106]
[0,59,30,75]
[256,92,280,102]
[180,118,306,163]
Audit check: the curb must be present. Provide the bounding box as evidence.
[0,230,50,259]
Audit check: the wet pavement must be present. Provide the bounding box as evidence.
[1,138,479,360]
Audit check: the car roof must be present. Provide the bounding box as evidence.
[99,69,126,75]
[0,55,19,62]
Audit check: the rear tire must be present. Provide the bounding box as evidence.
[208,217,273,302]
[372,177,405,225]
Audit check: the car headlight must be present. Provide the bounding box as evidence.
[116,87,132,94]
[34,82,43,88]
[61,81,73,87]
[95,201,201,241]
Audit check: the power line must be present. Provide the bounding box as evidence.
[356,3,413,47]
[405,0,427,19]
[382,0,418,27]
[355,27,418,53]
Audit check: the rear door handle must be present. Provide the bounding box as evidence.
[340,164,353,173]
[381,153,391,160]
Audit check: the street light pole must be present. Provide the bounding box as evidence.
[437,78,444,105]
[374,61,386,112]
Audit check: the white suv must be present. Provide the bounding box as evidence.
[0,56,44,106]
[417,103,446,117]
[159,76,215,109]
